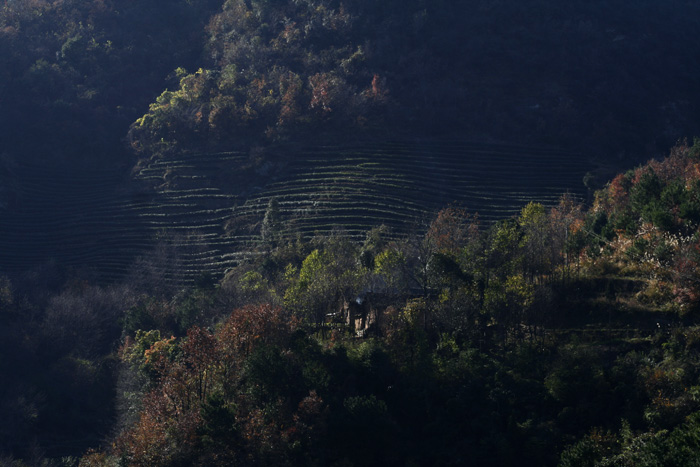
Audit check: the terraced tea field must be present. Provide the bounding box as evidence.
[0,141,593,284]
[237,141,591,238]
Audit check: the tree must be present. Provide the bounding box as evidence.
[631,168,663,218]
[548,194,585,281]
[486,219,524,281]
[183,326,218,406]
[261,197,282,247]
[425,206,472,254]
[284,238,364,326]
[518,202,549,282]
[373,246,409,293]
[398,208,474,297]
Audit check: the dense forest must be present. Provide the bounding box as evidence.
[5,143,700,465]
[5,0,700,465]
[3,0,700,168]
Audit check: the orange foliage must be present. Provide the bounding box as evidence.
[277,72,302,126]
[607,173,631,209]
[550,194,584,227]
[369,74,388,102]
[218,304,296,365]
[78,449,110,467]
[183,326,218,395]
[143,335,177,380]
[115,304,298,464]
[281,390,325,449]
[309,73,335,113]
[115,391,183,466]
[425,206,477,254]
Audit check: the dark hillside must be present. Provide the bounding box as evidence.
[0,141,593,283]
[130,0,700,161]
[2,0,700,279]
[0,0,221,165]
[0,159,146,282]
[64,145,700,466]
[7,1,700,464]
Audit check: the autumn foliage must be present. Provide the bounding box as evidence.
[586,140,700,312]
[55,142,700,466]
[115,304,307,465]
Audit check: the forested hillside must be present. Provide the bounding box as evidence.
[0,0,221,164]
[3,144,700,465]
[2,0,700,167]
[127,0,700,158]
[5,0,700,465]
[3,0,700,281]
